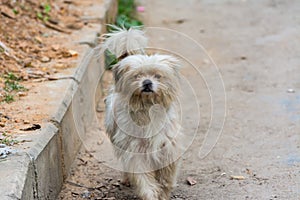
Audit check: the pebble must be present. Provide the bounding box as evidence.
[41,56,51,63]
[1,117,7,122]
[80,190,91,198]
[18,92,28,97]
[287,88,295,93]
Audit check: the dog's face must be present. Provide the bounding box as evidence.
[113,54,181,109]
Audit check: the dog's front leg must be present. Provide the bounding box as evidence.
[121,172,130,187]
[155,162,179,200]
[130,172,162,200]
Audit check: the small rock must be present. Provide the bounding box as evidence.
[51,45,60,51]
[287,88,295,93]
[41,56,51,63]
[18,92,28,97]
[80,190,91,198]
[0,144,6,148]
[112,182,120,187]
[23,120,30,124]
[24,58,32,67]
[1,117,7,122]
[0,122,5,127]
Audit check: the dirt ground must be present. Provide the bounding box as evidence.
[59,0,300,199]
[0,0,99,137]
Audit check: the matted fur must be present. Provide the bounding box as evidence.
[102,27,183,200]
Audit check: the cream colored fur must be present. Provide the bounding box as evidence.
[101,25,148,59]
[103,27,183,200]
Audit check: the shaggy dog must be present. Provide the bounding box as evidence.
[102,26,183,200]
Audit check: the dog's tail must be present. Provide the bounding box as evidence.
[101,25,148,60]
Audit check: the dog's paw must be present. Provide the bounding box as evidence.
[121,177,131,187]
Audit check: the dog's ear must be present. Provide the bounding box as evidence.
[162,56,181,77]
[112,63,129,83]
[112,63,121,83]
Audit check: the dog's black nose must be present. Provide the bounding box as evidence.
[143,79,152,88]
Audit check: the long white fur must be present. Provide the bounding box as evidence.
[102,26,183,200]
[101,25,148,58]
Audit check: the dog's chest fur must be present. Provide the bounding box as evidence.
[105,93,180,163]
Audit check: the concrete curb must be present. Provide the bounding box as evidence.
[0,0,117,199]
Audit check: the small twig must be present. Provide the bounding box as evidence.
[0,41,22,65]
[78,41,97,48]
[66,181,87,188]
[66,181,104,191]
[0,41,10,53]
[45,76,79,83]
[43,21,71,34]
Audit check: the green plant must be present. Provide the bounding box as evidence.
[36,3,51,22]
[4,73,18,81]
[12,8,19,15]
[4,80,25,92]
[3,94,14,103]
[43,4,51,14]
[3,73,25,92]
[0,134,19,146]
[1,73,27,103]
[105,0,143,69]
[115,0,143,29]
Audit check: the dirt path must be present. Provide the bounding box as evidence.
[59,0,300,199]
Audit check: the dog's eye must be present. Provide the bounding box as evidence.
[135,73,145,79]
[154,74,161,79]
[135,74,140,79]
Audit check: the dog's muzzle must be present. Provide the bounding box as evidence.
[142,79,154,93]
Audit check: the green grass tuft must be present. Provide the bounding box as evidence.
[1,73,27,103]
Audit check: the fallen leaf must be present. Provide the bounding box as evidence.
[23,120,30,124]
[20,124,41,131]
[34,36,43,44]
[68,50,78,57]
[186,176,197,186]
[230,175,245,180]
[53,63,70,69]
[18,92,27,97]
